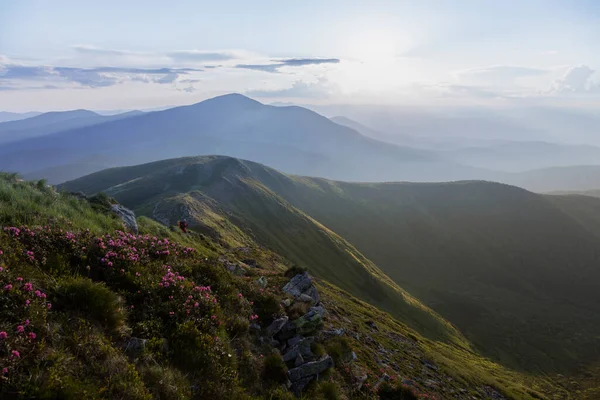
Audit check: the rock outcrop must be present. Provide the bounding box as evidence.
[110,204,138,234]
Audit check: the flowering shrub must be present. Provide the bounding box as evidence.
[0,262,49,383]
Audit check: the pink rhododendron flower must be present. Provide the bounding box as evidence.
[16,325,24,333]
[23,282,33,291]
[0,331,7,339]
[4,284,12,291]
[11,350,20,358]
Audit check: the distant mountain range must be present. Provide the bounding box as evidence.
[61,155,600,374]
[2,93,600,193]
[0,111,42,123]
[0,94,489,185]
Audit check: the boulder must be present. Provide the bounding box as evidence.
[293,307,325,336]
[283,272,313,298]
[289,376,313,395]
[304,285,320,304]
[280,298,292,308]
[256,276,268,289]
[283,337,315,363]
[322,328,345,337]
[267,316,289,337]
[242,259,257,268]
[294,353,305,367]
[124,337,147,352]
[297,293,314,303]
[287,355,334,383]
[355,374,368,390]
[111,204,138,234]
[287,335,304,347]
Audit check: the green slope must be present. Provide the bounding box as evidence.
[63,156,600,379]
[1,173,564,399]
[62,156,465,346]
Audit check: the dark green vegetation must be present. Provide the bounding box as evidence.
[62,156,600,381]
[0,173,568,399]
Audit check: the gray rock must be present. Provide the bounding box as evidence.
[111,204,138,234]
[290,376,313,395]
[298,293,314,303]
[267,316,289,337]
[256,276,268,289]
[293,307,325,335]
[282,272,313,298]
[249,323,261,331]
[283,337,315,363]
[288,356,334,382]
[423,359,439,371]
[356,374,368,390]
[294,353,305,367]
[304,285,320,304]
[287,335,303,347]
[124,337,147,352]
[366,320,378,331]
[280,298,292,308]
[323,328,345,337]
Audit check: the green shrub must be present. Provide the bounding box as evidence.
[325,337,353,365]
[262,353,288,384]
[377,383,418,400]
[140,364,192,400]
[54,277,126,332]
[284,265,307,279]
[317,381,341,400]
[311,342,327,358]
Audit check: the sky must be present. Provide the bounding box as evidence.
[1,0,599,111]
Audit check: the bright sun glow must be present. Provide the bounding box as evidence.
[333,30,418,94]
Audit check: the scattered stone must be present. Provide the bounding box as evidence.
[256,276,268,289]
[288,356,334,383]
[280,298,292,308]
[289,376,313,395]
[373,373,391,391]
[348,351,358,363]
[283,337,315,363]
[124,337,147,352]
[242,259,257,268]
[423,359,439,371]
[304,285,320,304]
[267,316,289,337]
[424,379,439,388]
[111,204,138,234]
[293,307,325,335]
[481,386,507,400]
[402,379,418,388]
[249,323,261,331]
[322,328,345,338]
[283,272,313,298]
[365,320,378,331]
[298,293,314,303]
[287,335,303,347]
[356,374,368,390]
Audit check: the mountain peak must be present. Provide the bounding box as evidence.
[194,93,263,108]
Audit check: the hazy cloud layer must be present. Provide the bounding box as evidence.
[0,62,202,89]
[236,58,340,73]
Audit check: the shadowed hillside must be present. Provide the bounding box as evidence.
[0,172,566,399]
[63,155,600,377]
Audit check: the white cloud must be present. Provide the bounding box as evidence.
[246,77,339,98]
[549,65,599,94]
